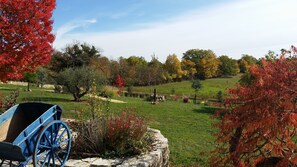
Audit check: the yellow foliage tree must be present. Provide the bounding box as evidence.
[198,54,220,79]
[164,54,184,81]
[181,59,197,79]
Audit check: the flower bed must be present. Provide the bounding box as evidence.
[65,128,169,167]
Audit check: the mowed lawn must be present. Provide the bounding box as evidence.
[133,75,241,99]
[0,76,240,166]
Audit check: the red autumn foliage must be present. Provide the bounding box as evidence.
[115,74,125,95]
[0,0,55,81]
[106,111,147,155]
[211,54,297,166]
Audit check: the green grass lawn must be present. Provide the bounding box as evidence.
[109,97,218,166]
[0,84,89,118]
[0,77,238,166]
[133,75,241,99]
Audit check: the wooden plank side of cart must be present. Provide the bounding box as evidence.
[0,103,61,162]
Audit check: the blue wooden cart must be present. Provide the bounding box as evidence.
[0,102,71,167]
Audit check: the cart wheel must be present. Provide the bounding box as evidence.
[33,120,71,167]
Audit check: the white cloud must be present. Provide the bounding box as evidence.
[85,19,97,24]
[54,0,297,62]
[55,18,97,39]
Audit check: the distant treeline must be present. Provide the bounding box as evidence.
[30,42,262,87]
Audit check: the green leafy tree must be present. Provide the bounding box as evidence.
[126,56,148,67]
[218,55,240,76]
[56,66,105,102]
[36,67,48,88]
[238,54,258,73]
[148,55,166,86]
[48,42,102,74]
[23,72,37,91]
[191,79,202,104]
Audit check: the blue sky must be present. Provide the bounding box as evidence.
[53,0,297,62]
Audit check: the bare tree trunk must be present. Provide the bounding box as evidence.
[27,82,30,91]
[153,88,157,103]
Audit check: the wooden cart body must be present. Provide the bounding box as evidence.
[0,103,71,167]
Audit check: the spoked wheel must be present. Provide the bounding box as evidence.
[33,121,71,167]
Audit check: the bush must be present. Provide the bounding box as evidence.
[127,85,133,95]
[54,85,63,93]
[217,91,223,102]
[106,110,149,156]
[70,97,152,158]
[100,88,117,98]
[0,90,19,113]
[183,97,189,103]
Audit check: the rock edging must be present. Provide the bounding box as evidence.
[65,128,169,167]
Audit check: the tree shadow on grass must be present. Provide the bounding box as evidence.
[21,96,71,103]
[193,106,219,115]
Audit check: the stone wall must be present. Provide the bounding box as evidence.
[65,128,170,167]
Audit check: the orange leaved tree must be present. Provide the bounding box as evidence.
[211,53,297,166]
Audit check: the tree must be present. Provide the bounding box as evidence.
[198,54,220,79]
[183,49,208,63]
[115,74,124,96]
[36,67,48,88]
[48,42,101,74]
[164,54,184,81]
[56,66,105,102]
[118,57,136,85]
[183,49,219,79]
[0,0,55,81]
[147,55,166,86]
[211,55,297,166]
[117,56,148,86]
[238,54,258,73]
[126,56,147,67]
[191,79,202,104]
[218,55,240,76]
[23,72,37,91]
[90,56,112,79]
[181,59,197,79]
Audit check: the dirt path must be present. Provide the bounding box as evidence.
[87,94,127,103]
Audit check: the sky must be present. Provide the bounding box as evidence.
[52,0,297,62]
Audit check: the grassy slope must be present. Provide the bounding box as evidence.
[132,75,241,99]
[109,97,218,166]
[0,84,88,118]
[0,76,239,166]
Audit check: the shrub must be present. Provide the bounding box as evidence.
[106,110,148,156]
[0,90,19,113]
[100,88,117,98]
[217,91,223,102]
[127,85,133,95]
[54,85,63,93]
[70,97,152,158]
[183,97,189,103]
